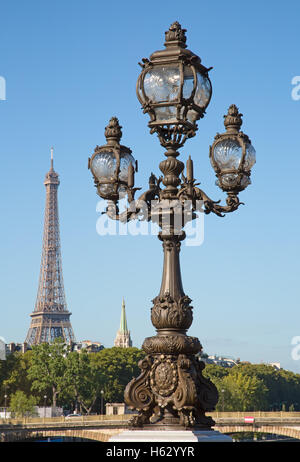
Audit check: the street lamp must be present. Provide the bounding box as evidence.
[100,389,104,415]
[43,395,47,419]
[221,389,225,412]
[88,22,255,431]
[4,394,7,419]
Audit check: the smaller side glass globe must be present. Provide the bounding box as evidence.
[212,139,256,172]
[211,139,256,191]
[91,150,135,198]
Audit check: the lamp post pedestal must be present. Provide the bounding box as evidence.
[109,429,232,442]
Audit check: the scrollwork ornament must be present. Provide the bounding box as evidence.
[124,356,155,422]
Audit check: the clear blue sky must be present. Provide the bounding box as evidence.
[1,0,300,373]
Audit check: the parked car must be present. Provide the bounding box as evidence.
[65,413,82,420]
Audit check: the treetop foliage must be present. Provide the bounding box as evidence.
[1,341,299,413]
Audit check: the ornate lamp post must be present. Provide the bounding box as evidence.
[88,22,255,435]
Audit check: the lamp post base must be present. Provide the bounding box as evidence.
[109,429,232,442]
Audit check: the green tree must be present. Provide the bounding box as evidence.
[9,390,37,418]
[203,363,270,411]
[221,371,268,411]
[90,347,145,403]
[65,350,104,414]
[202,363,230,381]
[3,351,33,399]
[27,338,69,408]
[0,352,18,407]
[234,364,300,411]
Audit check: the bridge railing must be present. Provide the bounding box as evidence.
[207,411,300,419]
[0,413,133,426]
[1,411,300,426]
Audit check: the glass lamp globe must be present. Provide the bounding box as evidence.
[137,22,212,142]
[91,150,135,198]
[210,105,256,193]
[212,139,256,191]
[89,117,136,200]
[142,64,211,125]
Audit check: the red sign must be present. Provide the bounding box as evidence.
[244,416,255,423]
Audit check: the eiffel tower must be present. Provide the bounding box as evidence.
[25,148,75,345]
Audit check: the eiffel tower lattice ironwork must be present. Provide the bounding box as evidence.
[25,148,75,345]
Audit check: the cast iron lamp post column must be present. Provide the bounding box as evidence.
[88,22,255,431]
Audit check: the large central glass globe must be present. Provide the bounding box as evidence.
[141,64,211,125]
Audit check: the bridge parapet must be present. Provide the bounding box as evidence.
[2,413,300,442]
[2,411,300,427]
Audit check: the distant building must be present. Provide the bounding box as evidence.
[5,342,31,355]
[105,403,135,416]
[200,353,282,370]
[35,406,63,418]
[0,339,6,360]
[71,340,104,353]
[114,298,132,348]
[4,340,104,355]
[268,362,281,370]
[199,353,238,368]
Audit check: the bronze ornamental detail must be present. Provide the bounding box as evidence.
[151,294,193,331]
[124,353,218,428]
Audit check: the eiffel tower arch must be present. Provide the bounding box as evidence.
[25,148,75,345]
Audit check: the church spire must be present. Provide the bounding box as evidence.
[119,297,128,333]
[114,298,132,348]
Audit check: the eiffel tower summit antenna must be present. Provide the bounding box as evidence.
[50,146,54,170]
[25,149,75,345]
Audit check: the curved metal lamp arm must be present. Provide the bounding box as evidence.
[194,187,243,217]
[177,178,243,218]
[104,174,162,223]
[105,199,139,223]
